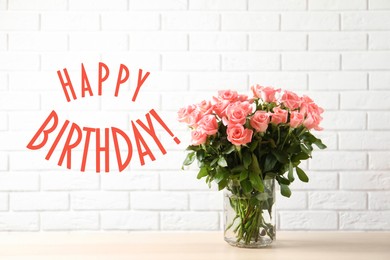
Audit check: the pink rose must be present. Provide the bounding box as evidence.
[198,115,218,135]
[289,111,304,128]
[250,111,270,132]
[281,90,301,110]
[270,107,288,125]
[187,110,202,128]
[303,112,323,131]
[197,100,214,115]
[177,105,196,124]
[223,101,253,125]
[218,90,238,102]
[227,124,253,146]
[213,99,229,118]
[191,129,207,145]
[251,85,280,103]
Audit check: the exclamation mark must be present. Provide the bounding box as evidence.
[149,109,181,144]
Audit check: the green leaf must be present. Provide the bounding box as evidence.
[300,143,311,155]
[280,184,291,198]
[249,140,259,152]
[249,170,264,192]
[196,150,205,161]
[231,165,244,174]
[240,179,252,194]
[256,193,269,201]
[243,150,252,169]
[218,179,228,191]
[264,172,277,179]
[314,139,327,149]
[239,169,248,181]
[251,154,262,175]
[288,161,294,182]
[197,167,208,179]
[296,166,309,182]
[217,156,228,167]
[264,154,277,172]
[183,152,195,166]
[215,166,229,184]
[223,145,235,154]
[277,176,291,185]
[210,157,219,166]
[291,152,310,163]
[271,150,289,164]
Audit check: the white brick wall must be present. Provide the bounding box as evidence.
[0,0,389,232]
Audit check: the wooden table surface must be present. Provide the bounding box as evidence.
[0,232,389,260]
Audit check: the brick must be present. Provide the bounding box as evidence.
[369,0,390,9]
[9,33,67,51]
[190,0,246,10]
[340,212,390,230]
[369,192,390,209]
[0,92,40,111]
[0,152,7,171]
[70,33,127,51]
[369,32,390,50]
[163,13,219,31]
[0,132,40,151]
[0,53,40,71]
[69,0,127,10]
[0,73,7,90]
[309,0,366,10]
[298,91,339,110]
[0,193,7,211]
[101,211,159,230]
[309,192,366,210]
[71,191,129,210]
[249,0,306,10]
[340,131,390,150]
[368,112,390,129]
[190,33,247,51]
[0,0,5,9]
[0,213,39,231]
[42,13,99,31]
[309,32,366,50]
[282,53,340,71]
[102,12,160,31]
[0,173,39,191]
[222,53,280,71]
[101,53,161,71]
[101,91,160,110]
[161,91,214,110]
[309,72,367,90]
[9,0,67,10]
[280,211,337,230]
[0,33,6,51]
[369,72,390,90]
[313,131,337,150]
[250,32,306,51]
[102,172,158,190]
[130,32,187,51]
[309,151,367,170]
[340,172,390,190]
[321,111,366,130]
[290,171,338,190]
[161,212,219,230]
[160,171,210,191]
[41,53,102,71]
[277,191,307,210]
[41,172,99,190]
[342,12,390,30]
[9,71,60,91]
[131,151,189,170]
[131,191,187,210]
[9,152,60,171]
[250,72,307,90]
[369,152,390,170]
[0,112,6,131]
[341,91,390,110]
[131,0,187,10]
[143,72,188,91]
[190,72,247,91]
[41,212,99,230]
[282,13,339,31]
[163,53,219,71]
[343,52,390,70]
[190,191,222,210]
[0,12,39,30]
[11,192,69,211]
[40,91,99,111]
[222,13,279,31]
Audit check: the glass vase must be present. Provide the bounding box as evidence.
[224,179,276,248]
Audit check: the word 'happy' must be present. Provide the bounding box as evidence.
[26,63,181,172]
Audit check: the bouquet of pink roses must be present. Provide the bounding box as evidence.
[178,85,326,247]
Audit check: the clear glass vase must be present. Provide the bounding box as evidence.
[224,179,276,248]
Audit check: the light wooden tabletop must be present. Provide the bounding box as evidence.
[0,232,389,260]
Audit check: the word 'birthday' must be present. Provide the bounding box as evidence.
[26,63,181,172]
